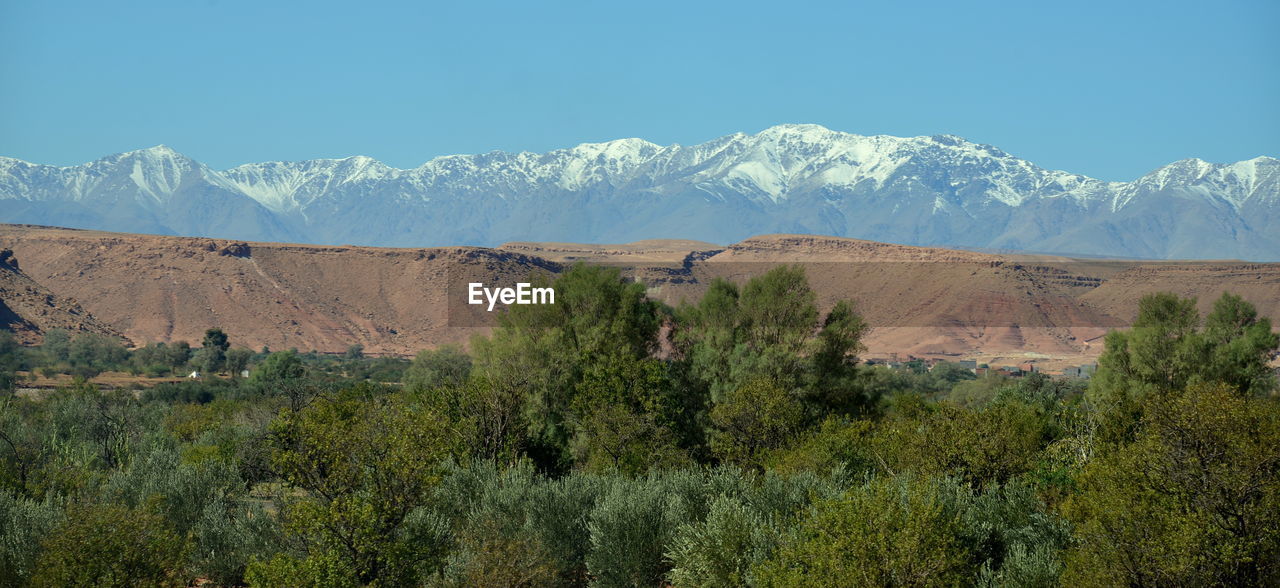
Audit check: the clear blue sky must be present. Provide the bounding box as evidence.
[2,0,1276,181]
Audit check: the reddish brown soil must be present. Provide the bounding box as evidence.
[3,225,1279,363]
[0,245,122,344]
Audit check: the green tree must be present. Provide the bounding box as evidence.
[0,491,63,588]
[667,494,783,587]
[102,443,277,585]
[805,299,871,415]
[165,341,192,370]
[677,267,819,403]
[67,333,128,372]
[676,278,742,401]
[572,403,691,475]
[965,481,1070,587]
[471,264,663,470]
[754,475,971,587]
[202,328,229,352]
[873,399,1053,489]
[200,328,230,374]
[946,374,1012,408]
[677,266,868,416]
[432,462,594,587]
[930,362,978,385]
[129,342,177,376]
[764,418,874,475]
[253,386,456,585]
[0,331,19,393]
[569,352,692,473]
[586,477,683,587]
[710,379,806,470]
[224,347,253,377]
[249,350,305,384]
[31,502,189,588]
[738,264,819,351]
[1063,381,1280,586]
[1089,292,1278,441]
[403,345,471,391]
[1200,292,1279,395]
[444,375,529,464]
[39,330,70,364]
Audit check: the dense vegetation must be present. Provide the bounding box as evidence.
[1,327,406,387]
[1,265,1278,587]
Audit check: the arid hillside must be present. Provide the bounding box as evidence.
[0,225,557,354]
[0,247,122,345]
[2,224,1279,360]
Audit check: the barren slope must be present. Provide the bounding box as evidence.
[631,235,1121,357]
[2,225,1277,360]
[1082,263,1280,323]
[498,239,722,263]
[0,225,557,354]
[0,247,122,345]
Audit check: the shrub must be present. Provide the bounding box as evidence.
[0,492,63,588]
[404,345,472,391]
[667,495,782,587]
[1063,382,1280,585]
[754,476,971,587]
[586,477,680,587]
[30,502,189,588]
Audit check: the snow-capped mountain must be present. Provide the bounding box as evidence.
[2,124,1277,259]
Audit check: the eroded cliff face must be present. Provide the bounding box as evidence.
[0,225,560,353]
[2,225,1278,358]
[0,244,123,345]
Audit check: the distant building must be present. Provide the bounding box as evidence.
[958,360,978,371]
[1063,364,1098,379]
[187,371,200,379]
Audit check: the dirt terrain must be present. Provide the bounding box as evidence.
[2,225,1279,362]
[498,239,722,263]
[0,225,556,354]
[0,246,122,344]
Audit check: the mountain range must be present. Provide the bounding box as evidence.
[2,124,1277,259]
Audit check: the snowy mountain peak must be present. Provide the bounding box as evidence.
[2,127,1277,259]
[329,155,395,179]
[1134,157,1278,199]
[756,123,842,139]
[567,137,660,157]
[219,155,400,213]
[112,144,191,165]
[137,144,179,155]
[930,134,967,146]
[764,122,831,132]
